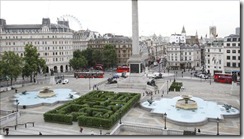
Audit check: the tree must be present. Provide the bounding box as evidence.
[81,48,93,67]
[22,44,47,82]
[69,56,87,71]
[102,44,117,69]
[69,50,88,71]
[0,51,22,86]
[92,49,103,65]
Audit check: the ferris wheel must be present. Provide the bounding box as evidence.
[58,14,82,31]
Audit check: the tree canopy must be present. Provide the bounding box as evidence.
[0,51,22,85]
[22,44,47,82]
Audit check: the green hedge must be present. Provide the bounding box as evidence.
[43,90,141,129]
[169,82,183,91]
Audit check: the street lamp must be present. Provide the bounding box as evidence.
[164,113,167,129]
[89,72,91,90]
[216,117,219,135]
[182,71,183,78]
[210,73,211,85]
[119,110,122,124]
[99,124,102,135]
[167,80,168,94]
[15,99,19,126]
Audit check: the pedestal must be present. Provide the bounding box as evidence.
[127,54,143,73]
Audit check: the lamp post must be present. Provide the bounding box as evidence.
[164,113,167,129]
[167,80,168,94]
[119,110,122,124]
[191,72,192,78]
[99,124,102,135]
[210,73,211,85]
[15,99,19,126]
[216,117,219,135]
[89,71,91,90]
[182,71,183,78]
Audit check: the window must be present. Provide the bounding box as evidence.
[227,62,230,67]
[227,50,230,53]
[232,50,236,53]
[219,60,221,64]
[232,63,236,67]
[219,49,221,52]
[238,50,240,53]
[238,63,240,67]
[232,43,236,47]
[238,56,240,60]
[227,56,230,60]
[208,59,210,64]
[232,56,236,60]
[238,43,240,46]
[226,43,230,46]
[232,38,237,41]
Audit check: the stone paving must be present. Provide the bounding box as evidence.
[0,73,241,136]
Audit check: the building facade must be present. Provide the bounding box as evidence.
[0,18,74,73]
[87,35,132,66]
[205,40,225,75]
[223,34,240,74]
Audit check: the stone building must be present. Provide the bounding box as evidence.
[87,35,132,66]
[0,18,73,73]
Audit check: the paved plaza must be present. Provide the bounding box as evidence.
[0,73,241,136]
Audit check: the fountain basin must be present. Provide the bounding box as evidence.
[141,96,239,125]
[14,88,80,108]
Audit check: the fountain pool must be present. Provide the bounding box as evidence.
[141,96,239,125]
[13,88,80,108]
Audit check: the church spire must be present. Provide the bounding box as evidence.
[181,26,186,34]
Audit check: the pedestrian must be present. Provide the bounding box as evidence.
[5,128,9,135]
[198,129,201,133]
[39,132,42,135]
[80,127,83,133]
[15,89,17,93]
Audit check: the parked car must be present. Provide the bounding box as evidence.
[62,79,69,84]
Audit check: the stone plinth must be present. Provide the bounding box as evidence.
[117,73,148,90]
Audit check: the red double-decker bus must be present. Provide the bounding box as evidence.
[116,66,130,73]
[214,73,232,84]
[74,71,104,78]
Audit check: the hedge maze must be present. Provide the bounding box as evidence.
[43,90,141,129]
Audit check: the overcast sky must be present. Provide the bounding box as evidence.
[0,0,240,38]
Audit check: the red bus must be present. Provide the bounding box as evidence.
[214,73,232,84]
[74,71,104,78]
[116,66,130,73]
[93,64,103,71]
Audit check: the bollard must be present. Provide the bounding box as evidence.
[25,123,27,128]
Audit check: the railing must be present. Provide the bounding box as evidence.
[1,122,35,132]
[0,111,19,126]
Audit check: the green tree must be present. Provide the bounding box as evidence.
[81,48,93,67]
[92,49,103,65]
[1,51,22,86]
[22,44,47,82]
[69,50,88,70]
[102,44,117,69]
[69,56,87,71]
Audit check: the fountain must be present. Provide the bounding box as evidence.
[176,95,197,110]
[38,87,55,98]
[13,88,80,108]
[140,95,239,125]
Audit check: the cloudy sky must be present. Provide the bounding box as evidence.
[0,0,240,38]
